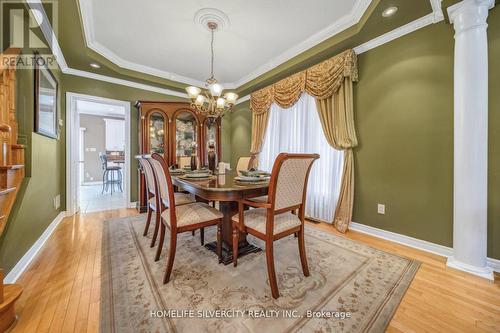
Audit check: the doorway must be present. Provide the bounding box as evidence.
[66,92,131,215]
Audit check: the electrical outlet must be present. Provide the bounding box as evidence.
[54,195,61,209]
[377,204,385,214]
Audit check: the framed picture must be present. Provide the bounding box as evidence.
[34,52,58,139]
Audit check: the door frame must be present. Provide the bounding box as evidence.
[66,92,132,216]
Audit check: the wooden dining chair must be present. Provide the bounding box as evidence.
[137,156,159,239]
[231,153,319,299]
[236,156,253,173]
[137,155,195,251]
[150,153,223,283]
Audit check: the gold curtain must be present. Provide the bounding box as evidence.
[315,79,357,232]
[250,86,274,162]
[249,49,358,232]
[250,49,358,115]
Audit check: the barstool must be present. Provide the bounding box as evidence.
[99,152,123,194]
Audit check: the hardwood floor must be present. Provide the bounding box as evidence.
[8,209,500,332]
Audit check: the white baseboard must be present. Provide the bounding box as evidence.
[128,201,138,209]
[4,211,67,283]
[487,257,500,272]
[349,221,499,274]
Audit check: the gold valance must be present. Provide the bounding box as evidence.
[250,49,358,114]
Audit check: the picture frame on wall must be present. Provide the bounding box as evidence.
[34,52,58,139]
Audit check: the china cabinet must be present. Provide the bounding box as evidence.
[136,101,221,211]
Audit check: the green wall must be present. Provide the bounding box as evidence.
[352,22,455,247]
[0,51,65,273]
[487,7,500,260]
[229,101,252,168]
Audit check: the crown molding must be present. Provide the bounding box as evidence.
[27,0,69,71]
[353,13,440,54]
[64,67,187,98]
[430,0,445,22]
[235,94,250,105]
[77,0,372,88]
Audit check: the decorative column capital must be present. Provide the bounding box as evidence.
[447,0,494,33]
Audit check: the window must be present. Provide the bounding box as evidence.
[258,93,344,222]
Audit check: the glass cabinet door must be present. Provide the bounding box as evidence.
[204,118,218,164]
[175,111,198,158]
[149,112,166,154]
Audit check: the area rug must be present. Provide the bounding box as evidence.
[100,215,419,333]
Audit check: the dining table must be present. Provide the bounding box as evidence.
[172,170,269,264]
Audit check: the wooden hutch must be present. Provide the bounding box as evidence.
[136,101,222,212]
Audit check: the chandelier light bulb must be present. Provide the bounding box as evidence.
[195,94,206,106]
[209,83,223,97]
[216,97,226,109]
[224,92,238,105]
[186,86,201,99]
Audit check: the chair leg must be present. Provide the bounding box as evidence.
[118,169,123,192]
[150,209,160,248]
[265,239,279,299]
[104,170,109,193]
[298,226,310,277]
[163,231,178,284]
[232,226,239,267]
[155,222,166,261]
[101,171,107,194]
[217,222,222,263]
[143,208,152,236]
[110,170,114,195]
[200,227,204,246]
[191,230,195,236]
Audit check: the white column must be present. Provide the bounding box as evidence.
[447,0,494,280]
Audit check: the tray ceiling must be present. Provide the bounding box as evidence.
[79,0,372,88]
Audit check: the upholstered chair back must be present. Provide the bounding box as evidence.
[236,156,252,173]
[138,157,155,195]
[270,154,319,211]
[148,157,171,208]
[177,156,191,169]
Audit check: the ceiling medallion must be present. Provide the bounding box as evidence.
[193,8,230,32]
[186,18,237,118]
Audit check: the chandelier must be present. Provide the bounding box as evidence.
[185,22,238,118]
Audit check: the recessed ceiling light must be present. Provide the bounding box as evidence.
[90,63,101,69]
[382,6,398,17]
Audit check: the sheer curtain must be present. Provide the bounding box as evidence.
[258,93,344,222]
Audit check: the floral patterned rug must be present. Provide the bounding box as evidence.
[100,214,419,333]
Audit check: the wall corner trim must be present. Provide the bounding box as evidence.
[4,211,67,283]
[349,221,500,274]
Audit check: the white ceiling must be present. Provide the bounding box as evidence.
[79,0,371,88]
[77,100,125,118]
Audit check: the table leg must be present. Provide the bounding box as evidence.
[205,200,261,265]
